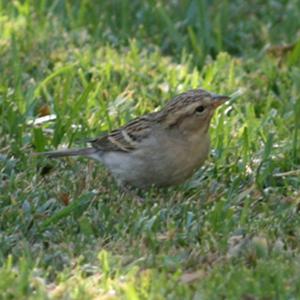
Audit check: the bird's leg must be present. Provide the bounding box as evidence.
[122,185,145,204]
[116,179,145,203]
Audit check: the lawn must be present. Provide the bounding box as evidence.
[0,0,300,299]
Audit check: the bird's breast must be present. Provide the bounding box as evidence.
[102,131,210,188]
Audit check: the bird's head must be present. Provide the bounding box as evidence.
[160,89,229,134]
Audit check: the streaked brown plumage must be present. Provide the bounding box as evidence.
[36,89,229,189]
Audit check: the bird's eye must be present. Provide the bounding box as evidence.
[195,105,206,114]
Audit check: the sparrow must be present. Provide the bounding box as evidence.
[36,89,229,189]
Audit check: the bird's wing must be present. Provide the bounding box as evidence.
[90,116,154,152]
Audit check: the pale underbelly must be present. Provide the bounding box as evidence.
[101,139,210,188]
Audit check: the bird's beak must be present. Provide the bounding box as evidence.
[211,94,230,108]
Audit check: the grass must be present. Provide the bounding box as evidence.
[0,0,300,299]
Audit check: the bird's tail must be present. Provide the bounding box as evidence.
[33,147,97,158]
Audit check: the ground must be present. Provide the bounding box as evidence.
[0,1,300,299]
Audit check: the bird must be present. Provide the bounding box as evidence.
[36,89,229,189]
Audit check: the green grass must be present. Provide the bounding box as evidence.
[1,0,300,299]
